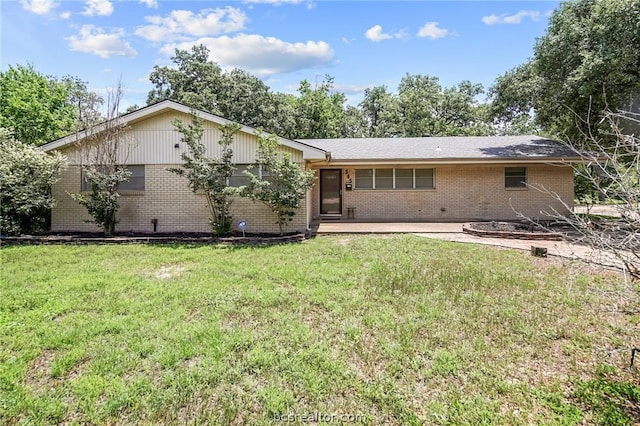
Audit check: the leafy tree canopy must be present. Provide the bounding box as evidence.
[0,64,74,146]
[490,0,640,142]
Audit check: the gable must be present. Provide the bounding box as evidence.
[41,100,325,165]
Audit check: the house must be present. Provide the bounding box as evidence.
[41,100,582,234]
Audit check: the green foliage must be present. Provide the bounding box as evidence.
[148,45,279,132]
[0,64,75,146]
[291,76,347,139]
[242,133,315,234]
[70,82,132,236]
[0,128,66,235]
[490,0,640,141]
[360,85,397,137]
[169,113,240,234]
[368,75,493,137]
[573,365,640,425]
[70,165,132,235]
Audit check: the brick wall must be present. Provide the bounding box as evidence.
[309,164,574,221]
[52,165,308,234]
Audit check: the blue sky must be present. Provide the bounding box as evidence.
[1,0,560,109]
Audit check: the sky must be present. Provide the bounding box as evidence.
[1,0,561,110]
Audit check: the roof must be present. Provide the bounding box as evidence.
[299,135,582,164]
[40,100,326,160]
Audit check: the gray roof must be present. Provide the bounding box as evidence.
[298,135,581,162]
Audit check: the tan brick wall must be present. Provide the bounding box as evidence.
[310,164,574,221]
[52,165,308,234]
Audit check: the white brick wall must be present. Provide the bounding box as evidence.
[52,165,307,234]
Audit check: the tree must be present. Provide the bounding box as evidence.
[243,133,315,234]
[147,45,280,133]
[490,0,640,141]
[0,64,75,146]
[360,85,397,137]
[525,110,640,279]
[147,45,224,112]
[292,76,346,139]
[70,83,132,235]
[0,128,66,235]
[169,113,240,235]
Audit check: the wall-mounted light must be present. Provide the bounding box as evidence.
[174,143,180,149]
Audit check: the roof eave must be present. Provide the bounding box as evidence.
[310,157,586,166]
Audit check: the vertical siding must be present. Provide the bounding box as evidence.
[61,110,303,165]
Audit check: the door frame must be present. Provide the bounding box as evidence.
[319,168,342,216]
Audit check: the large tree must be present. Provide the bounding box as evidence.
[490,0,640,141]
[291,76,346,139]
[359,85,397,137]
[147,45,279,133]
[0,64,75,146]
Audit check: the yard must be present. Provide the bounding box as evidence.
[1,235,638,425]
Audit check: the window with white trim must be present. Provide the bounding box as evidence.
[354,168,435,189]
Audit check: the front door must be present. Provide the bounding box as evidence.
[320,169,342,215]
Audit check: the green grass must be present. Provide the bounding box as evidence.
[1,235,638,424]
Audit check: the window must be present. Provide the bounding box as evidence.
[415,168,435,189]
[355,169,373,189]
[395,169,413,189]
[81,165,145,192]
[354,168,435,189]
[505,167,527,188]
[228,165,251,187]
[375,169,393,189]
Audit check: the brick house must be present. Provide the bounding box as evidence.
[41,100,582,233]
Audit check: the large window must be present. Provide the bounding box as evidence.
[354,168,435,189]
[505,167,527,188]
[81,165,145,192]
[355,169,373,189]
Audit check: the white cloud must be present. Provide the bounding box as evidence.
[59,11,71,19]
[481,10,541,25]
[20,0,57,15]
[160,34,334,76]
[139,0,158,8]
[365,25,392,42]
[135,7,247,42]
[243,0,313,6]
[82,0,114,16]
[67,25,137,58]
[365,25,407,42]
[417,22,450,39]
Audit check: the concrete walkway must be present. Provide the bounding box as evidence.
[315,221,464,233]
[314,221,624,272]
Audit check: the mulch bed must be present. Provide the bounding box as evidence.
[0,231,308,246]
[463,221,564,241]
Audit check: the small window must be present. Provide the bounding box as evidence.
[355,169,373,189]
[229,165,251,187]
[415,168,435,189]
[81,165,145,192]
[395,169,413,189]
[375,169,393,189]
[505,167,527,188]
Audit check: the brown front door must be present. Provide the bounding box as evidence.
[320,169,342,215]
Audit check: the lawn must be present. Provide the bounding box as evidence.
[1,235,638,425]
